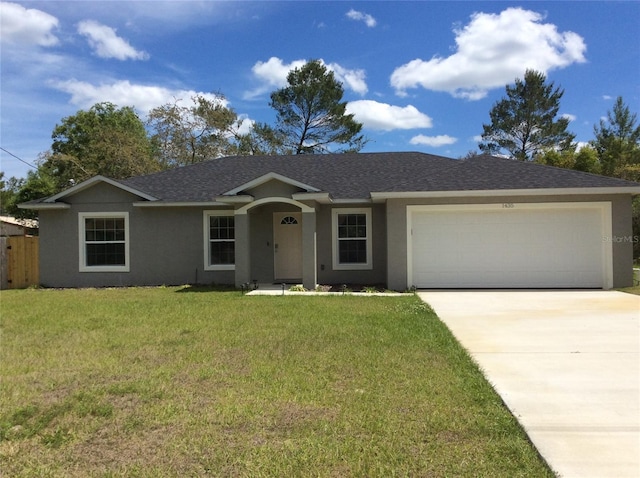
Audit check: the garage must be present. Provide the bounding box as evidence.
[408,203,612,289]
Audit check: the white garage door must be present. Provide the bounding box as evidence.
[409,203,611,289]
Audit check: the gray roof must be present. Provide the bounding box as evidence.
[119,152,640,202]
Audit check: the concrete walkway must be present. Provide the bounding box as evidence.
[417,290,640,478]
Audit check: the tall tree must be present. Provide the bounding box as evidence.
[147,95,245,167]
[480,70,575,160]
[266,60,366,154]
[43,102,159,190]
[590,96,640,180]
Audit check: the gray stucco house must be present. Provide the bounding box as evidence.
[21,152,640,290]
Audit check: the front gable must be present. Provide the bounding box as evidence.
[64,181,149,204]
[222,172,321,198]
[20,176,158,210]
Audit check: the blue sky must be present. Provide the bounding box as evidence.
[1,1,638,179]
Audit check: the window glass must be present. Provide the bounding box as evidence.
[79,213,129,272]
[84,217,126,266]
[208,215,235,266]
[336,212,369,265]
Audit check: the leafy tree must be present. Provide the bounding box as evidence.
[147,95,245,166]
[480,70,575,160]
[590,96,640,180]
[266,60,366,154]
[573,147,602,174]
[535,146,601,174]
[0,172,25,215]
[5,162,57,219]
[235,122,288,156]
[42,102,159,190]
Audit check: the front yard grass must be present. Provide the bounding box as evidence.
[1,287,553,477]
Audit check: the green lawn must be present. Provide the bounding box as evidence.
[0,287,553,477]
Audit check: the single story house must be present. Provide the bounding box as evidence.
[20,152,640,290]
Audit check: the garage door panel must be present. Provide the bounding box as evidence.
[411,205,605,289]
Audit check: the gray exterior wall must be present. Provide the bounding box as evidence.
[386,194,635,291]
[39,183,234,288]
[315,203,387,286]
[37,181,634,290]
[38,182,387,288]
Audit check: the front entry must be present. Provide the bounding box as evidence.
[273,212,303,281]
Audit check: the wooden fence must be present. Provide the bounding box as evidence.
[0,236,39,289]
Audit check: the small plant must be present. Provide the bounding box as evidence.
[360,286,379,294]
[315,284,332,292]
[288,284,307,292]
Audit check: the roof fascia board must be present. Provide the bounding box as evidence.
[45,175,158,203]
[291,192,332,203]
[223,172,321,196]
[371,187,640,199]
[331,198,373,204]
[214,195,254,204]
[18,202,71,210]
[133,201,229,208]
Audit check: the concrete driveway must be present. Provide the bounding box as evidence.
[417,290,640,478]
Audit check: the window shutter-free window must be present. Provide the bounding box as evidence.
[203,211,236,270]
[332,208,372,270]
[79,212,130,272]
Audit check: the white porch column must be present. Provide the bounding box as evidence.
[234,211,250,288]
[302,210,317,290]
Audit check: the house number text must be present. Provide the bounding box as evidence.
[502,203,515,208]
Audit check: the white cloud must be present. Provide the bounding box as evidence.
[0,2,59,46]
[326,63,368,95]
[410,134,458,147]
[561,113,577,122]
[346,9,377,28]
[602,95,613,100]
[77,20,149,60]
[346,100,432,130]
[235,115,255,136]
[246,57,367,98]
[391,7,587,100]
[51,79,226,114]
[249,57,308,93]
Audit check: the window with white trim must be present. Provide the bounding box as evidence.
[332,208,372,270]
[204,211,235,270]
[79,212,129,272]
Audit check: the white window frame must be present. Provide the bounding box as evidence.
[78,212,130,272]
[203,210,236,271]
[332,208,373,270]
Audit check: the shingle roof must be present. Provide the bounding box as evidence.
[119,152,640,202]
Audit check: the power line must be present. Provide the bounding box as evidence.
[0,147,37,169]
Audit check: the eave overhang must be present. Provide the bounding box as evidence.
[214,195,254,204]
[18,202,71,210]
[133,201,231,208]
[291,192,332,203]
[370,186,640,200]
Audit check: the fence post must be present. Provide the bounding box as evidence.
[0,237,7,290]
